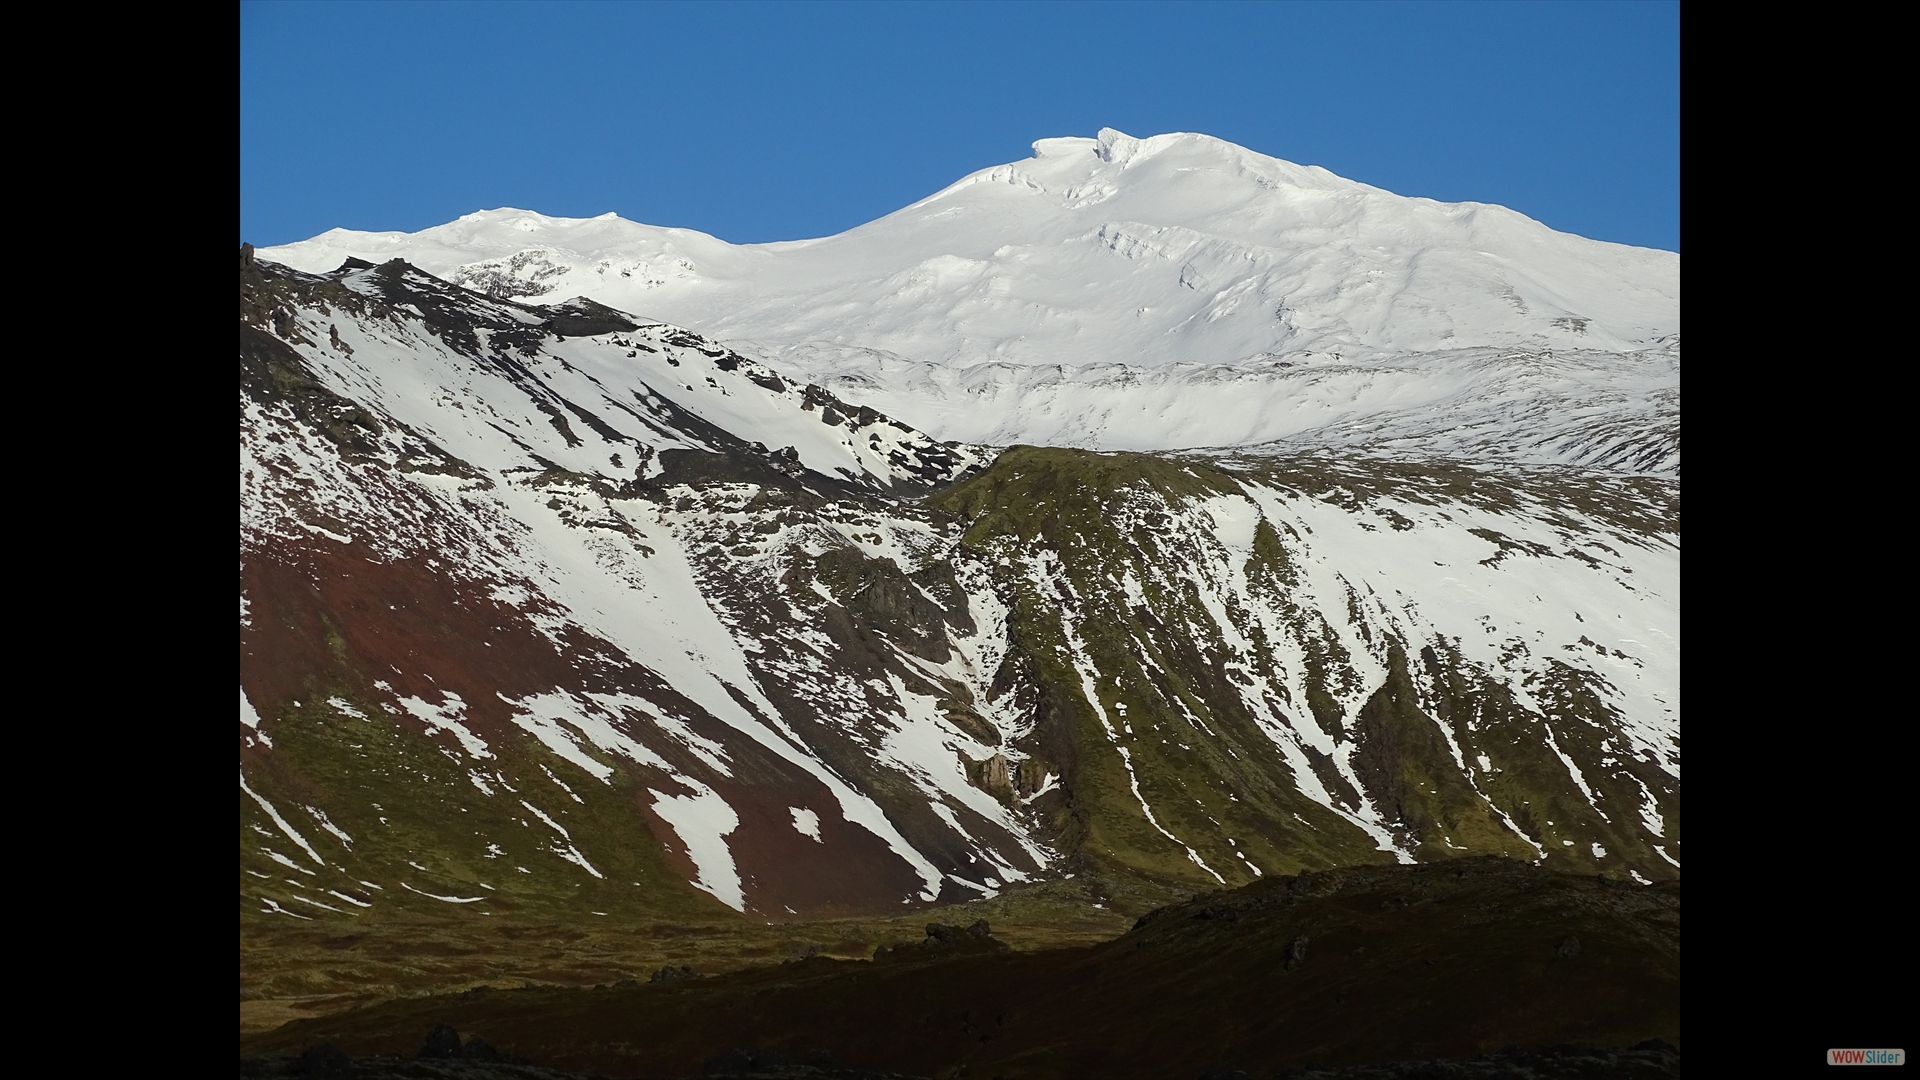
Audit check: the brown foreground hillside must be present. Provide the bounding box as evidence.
[242,858,1678,1080]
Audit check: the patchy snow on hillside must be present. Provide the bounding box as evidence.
[241,135,1679,920]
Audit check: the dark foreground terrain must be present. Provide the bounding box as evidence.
[238,1042,1680,1080]
[242,859,1679,1080]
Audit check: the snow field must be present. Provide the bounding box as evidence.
[261,128,1676,469]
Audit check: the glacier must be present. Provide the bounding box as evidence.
[261,128,1678,469]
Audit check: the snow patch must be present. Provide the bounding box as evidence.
[401,882,487,904]
[790,807,822,842]
[395,691,493,759]
[241,771,325,867]
[648,782,744,910]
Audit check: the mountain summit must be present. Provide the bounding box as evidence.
[260,130,1677,460]
[265,128,1676,364]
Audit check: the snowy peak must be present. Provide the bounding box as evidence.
[1093,126,1142,163]
[901,126,1368,232]
[257,130,1676,460]
[261,128,1675,366]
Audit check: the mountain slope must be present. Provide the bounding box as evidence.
[241,252,1677,944]
[241,250,1015,925]
[257,129,1678,465]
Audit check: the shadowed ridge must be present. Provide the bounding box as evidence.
[241,858,1677,1080]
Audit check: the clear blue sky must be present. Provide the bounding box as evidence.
[240,1,1679,252]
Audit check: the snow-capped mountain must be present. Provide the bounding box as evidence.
[240,245,1677,930]
[260,129,1678,467]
